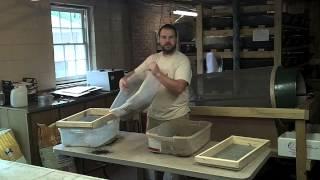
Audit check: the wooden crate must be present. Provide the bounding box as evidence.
[195,136,270,170]
[56,108,115,129]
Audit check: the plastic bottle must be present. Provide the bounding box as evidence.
[10,85,28,107]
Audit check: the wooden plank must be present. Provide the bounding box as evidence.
[239,51,274,59]
[190,106,309,120]
[204,27,274,37]
[203,138,232,157]
[212,50,274,59]
[241,4,274,14]
[88,108,110,116]
[196,4,203,74]
[237,141,269,170]
[295,120,307,180]
[233,136,269,146]
[56,108,113,128]
[56,121,93,128]
[204,4,274,17]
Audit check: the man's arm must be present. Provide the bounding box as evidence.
[119,71,134,89]
[156,72,188,95]
[148,62,188,95]
[119,54,158,89]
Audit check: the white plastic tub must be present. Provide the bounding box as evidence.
[59,119,119,147]
[56,108,119,147]
[146,120,212,156]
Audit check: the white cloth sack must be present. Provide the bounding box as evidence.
[111,72,161,117]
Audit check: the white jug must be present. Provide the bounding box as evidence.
[10,85,28,107]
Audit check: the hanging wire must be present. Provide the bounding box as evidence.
[139,0,195,11]
[174,15,185,23]
[159,4,163,28]
[138,0,196,27]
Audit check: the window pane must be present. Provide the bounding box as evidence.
[60,12,71,28]
[52,28,62,44]
[72,28,83,43]
[76,60,87,75]
[51,11,60,27]
[66,61,76,77]
[65,45,75,61]
[51,6,89,81]
[61,28,72,43]
[55,62,66,78]
[54,45,64,62]
[75,45,86,60]
[71,12,82,28]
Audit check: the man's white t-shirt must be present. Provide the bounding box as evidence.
[134,51,192,120]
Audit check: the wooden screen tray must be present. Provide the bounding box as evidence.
[56,108,116,129]
[195,136,270,170]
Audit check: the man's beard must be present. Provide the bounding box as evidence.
[161,44,176,54]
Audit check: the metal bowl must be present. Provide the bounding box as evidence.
[37,94,54,106]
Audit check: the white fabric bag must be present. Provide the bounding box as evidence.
[111,72,161,117]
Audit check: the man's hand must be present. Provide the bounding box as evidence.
[119,77,128,89]
[148,62,161,76]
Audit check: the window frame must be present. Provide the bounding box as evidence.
[51,5,92,84]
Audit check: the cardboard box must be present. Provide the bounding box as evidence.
[278,131,320,160]
[0,128,26,163]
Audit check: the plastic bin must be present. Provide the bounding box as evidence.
[146,120,212,156]
[56,108,119,147]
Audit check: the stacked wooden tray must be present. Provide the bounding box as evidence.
[56,108,115,129]
[195,136,270,170]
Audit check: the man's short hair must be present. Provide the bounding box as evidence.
[158,24,177,38]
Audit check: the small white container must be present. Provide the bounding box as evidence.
[278,131,320,160]
[56,108,120,147]
[10,85,28,107]
[0,91,5,106]
[37,94,54,106]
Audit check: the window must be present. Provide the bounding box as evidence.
[51,6,90,82]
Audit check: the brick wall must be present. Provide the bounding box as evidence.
[287,0,320,64]
[128,0,174,70]
[309,0,320,64]
[94,0,131,70]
